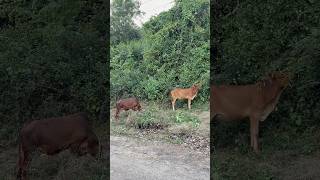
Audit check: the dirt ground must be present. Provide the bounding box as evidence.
[280,152,320,180]
[110,106,210,180]
[110,135,210,180]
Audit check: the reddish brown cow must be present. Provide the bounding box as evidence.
[211,72,290,153]
[170,84,200,111]
[17,112,100,180]
[115,97,142,120]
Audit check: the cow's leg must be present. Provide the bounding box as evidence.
[17,143,23,179]
[250,117,260,153]
[115,108,119,120]
[17,143,30,180]
[115,109,121,123]
[250,119,254,148]
[172,98,176,111]
[254,120,260,153]
[188,99,191,110]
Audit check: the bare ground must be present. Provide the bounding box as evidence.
[280,152,320,180]
[110,135,210,180]
[110,107,210,180]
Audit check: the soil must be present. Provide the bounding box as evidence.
[110,135,210,180]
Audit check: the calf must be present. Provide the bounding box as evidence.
[170,84,200,111]
[115,97,142,120]
[17,112,99,180]
[211,72,290,153]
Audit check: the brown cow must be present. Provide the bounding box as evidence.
[211,72,290,153]
[17,112,100,180]
[115,97,142,120]
[170,84,200,111]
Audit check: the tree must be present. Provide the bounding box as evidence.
[214,0,320,129]
[110,0,143,45]
[111,0,210,102]
[0,0,108,144]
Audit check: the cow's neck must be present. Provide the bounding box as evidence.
[260,84,283,109]
[256,84,283,121]
[192,88,198,99]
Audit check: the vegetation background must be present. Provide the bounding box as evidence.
[110,0,210,103]
[0,0,210,179]
[110,1,210,179]
[0,0,109,179]
[110,0,210,146]
[212,0,320,179]
[0,0,108,145]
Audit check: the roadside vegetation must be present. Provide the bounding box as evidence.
[0,0,210,179]
[110,0,210,102]
[110,101,209,152]
[212,0,320,179]
[110,0,210,151]
[0,0,108,179]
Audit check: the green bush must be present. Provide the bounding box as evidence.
[172,111,200,128]
[111,0,210,103]
[132,107,170,129]
[0,0,108,144]
[213,0,320,133]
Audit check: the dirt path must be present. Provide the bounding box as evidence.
[110,135,210,180]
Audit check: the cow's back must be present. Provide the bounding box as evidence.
[117,97,139,108]
[211,85,260,120]
[20,112,91,149]
[171,88,193,99]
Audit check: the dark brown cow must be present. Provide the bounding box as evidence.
[17,112,99,180]
[115,97,142,120]
[211,72,290,153]
[170,84,200,111]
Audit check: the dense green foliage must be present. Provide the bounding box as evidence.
[212,0,320,178]
[0,0,108,144]
[110,0,142,45]
[111,0,210,103]
[213,0,320,134]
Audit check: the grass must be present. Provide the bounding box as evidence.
[110,101,209,146]
[212,120,320,180]
[0,124,110,180]
[3,99,319,179]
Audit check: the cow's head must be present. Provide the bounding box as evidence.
[88,135,100,157]
[79,133,100,157]
[192,84,200,90]
[268,71,290,90]
[191,84,200,94]
[132,102,142,111]
[137,104,142,111]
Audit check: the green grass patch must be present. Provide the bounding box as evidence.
[171,111,200,128]
[213,123,320,179]
[111,102,209,147]
[112,102,203,130]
